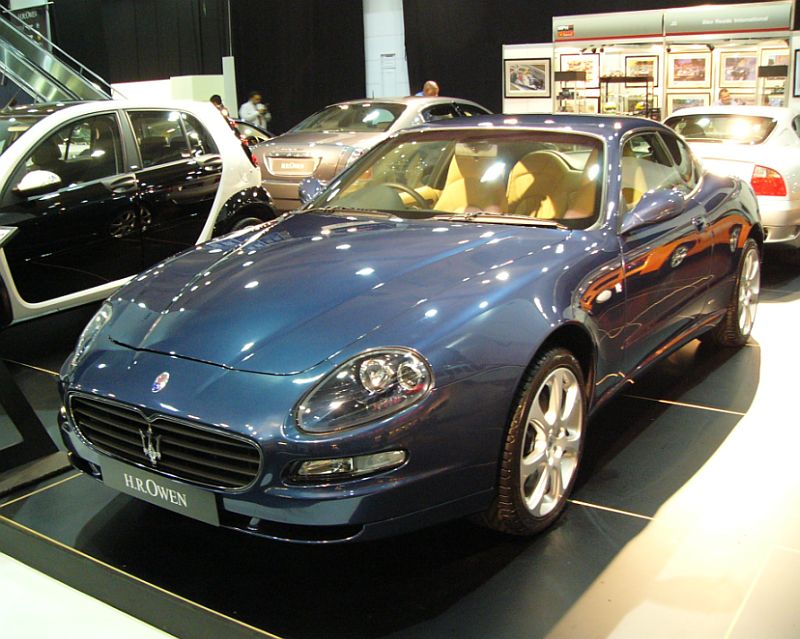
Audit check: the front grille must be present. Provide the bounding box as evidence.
[69,395,261,490]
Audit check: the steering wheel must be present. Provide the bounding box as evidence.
[383,182,430,209]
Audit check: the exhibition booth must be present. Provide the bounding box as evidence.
[503,1,796,117]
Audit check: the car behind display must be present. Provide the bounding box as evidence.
[0,100,277,326]
[59,114,761,543]
[253,96,491,211]
[665,105,800,255]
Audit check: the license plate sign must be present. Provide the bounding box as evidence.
[101,458,220,526]
[267,156,317,177]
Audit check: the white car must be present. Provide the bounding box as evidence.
[0,100,277,326]
[665,105,800,254]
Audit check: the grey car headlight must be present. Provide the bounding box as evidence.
[295,348,433,434]
[69,302,113,369]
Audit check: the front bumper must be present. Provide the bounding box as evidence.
[59,346,512,542]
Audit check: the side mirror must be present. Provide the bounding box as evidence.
[620,187,686,234]
[14,170,62,197]
[299,177,324,206]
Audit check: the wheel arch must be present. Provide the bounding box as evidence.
[530,322,597,402]
[213,186,278,236]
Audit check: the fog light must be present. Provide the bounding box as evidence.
[294,450,407,480]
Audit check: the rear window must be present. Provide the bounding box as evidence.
[665,114,776,144]
[291,103,406,133]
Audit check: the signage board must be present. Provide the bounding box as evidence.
[554,11,663,42]
[664,2,792,36]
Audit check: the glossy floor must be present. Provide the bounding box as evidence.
[1,257,799,639]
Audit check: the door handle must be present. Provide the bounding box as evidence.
[104,175,138,195]
[198,154,223,170]
[691,215,708,231]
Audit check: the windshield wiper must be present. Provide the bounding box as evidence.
[433,212,568,229]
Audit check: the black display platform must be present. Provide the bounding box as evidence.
[0,263,793,638]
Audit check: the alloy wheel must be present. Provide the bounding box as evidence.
[519,366,583,518]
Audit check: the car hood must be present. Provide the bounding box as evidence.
[108,212,568,375]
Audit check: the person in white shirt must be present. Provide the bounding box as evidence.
[239,91,271,129]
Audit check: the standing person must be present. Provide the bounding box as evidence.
[209,94,229,118]
[415,80,440,97]
[714,88,733,106]
[240,91,269,128]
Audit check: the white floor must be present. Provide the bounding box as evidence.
[0,552,176,639]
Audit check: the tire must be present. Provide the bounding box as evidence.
[708,238,760,347]
[230,215,266,232]
[481,347,586,536]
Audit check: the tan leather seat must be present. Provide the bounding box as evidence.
[564,148,600,222]
[506,151,572,218]
[621,143,649,209]
[435,148,508,213]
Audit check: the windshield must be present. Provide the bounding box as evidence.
[312,130,604,229]
[0,115,44,155]
[665,114,777,144]
[291,102,406,133]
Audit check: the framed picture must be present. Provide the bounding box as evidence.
[624,94,659,114]
[761,48,789,67]
[794,50,800,97]
[625,55,659,87]
[667,93,710,114]
[504,58,551,98]
[719,51,758,87]
[667,52,711,88]
[559,53,600,89]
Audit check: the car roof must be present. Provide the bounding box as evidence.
[665,105,800,119]
[412,113,669,136]
[0,101,81,117]
[327,96,485,108]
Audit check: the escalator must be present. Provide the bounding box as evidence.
[0,5,111,103]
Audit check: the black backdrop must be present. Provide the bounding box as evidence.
[50,0,229,88]
[403,0,792,113]
[229,0,365,133]
[48,0,365,133]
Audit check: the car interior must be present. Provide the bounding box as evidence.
[16,115,123,192]
[335,138,603,228]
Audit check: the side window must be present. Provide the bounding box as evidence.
[455,103,490,118]
[128,110,191,168]
[422,104,459,122]
[621,133,683,210]
[660,132,698,190]
[180,113,218,156]
[14,113,122,191]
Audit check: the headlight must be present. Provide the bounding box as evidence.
[69,302,112,368]
[295,348,433,434]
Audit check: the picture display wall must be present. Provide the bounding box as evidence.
[503,39,792,116]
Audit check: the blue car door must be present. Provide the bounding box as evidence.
[618,131,712,376]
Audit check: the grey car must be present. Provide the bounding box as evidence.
[254,96,491,211]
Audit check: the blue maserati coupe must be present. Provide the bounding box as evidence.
[58,115,761,543]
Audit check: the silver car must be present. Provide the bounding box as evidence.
[254,96,491,211]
